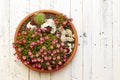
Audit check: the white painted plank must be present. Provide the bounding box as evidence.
[0,0,10,80]
[92,0,113,80]
[50,0,72,80]
[9,0,30,80]
[100,0,113,80]
[29,1,41,80]
[91,0,105,80]
[113,0,120,80]
[83,0,92,80]
[70,0,83,80]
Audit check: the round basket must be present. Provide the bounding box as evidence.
[14,10,78,72]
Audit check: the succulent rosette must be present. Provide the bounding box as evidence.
[13,10,77,72]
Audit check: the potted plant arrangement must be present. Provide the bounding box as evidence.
[13,10,78,72]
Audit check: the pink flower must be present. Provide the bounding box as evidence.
[24,31,27,35]
[55,21,59,24]
[50,45,54,49]
[61,42,64,46]
[30,55,33,58]
[48,56,52,60]
[52,61,55,64]
[36,40,40,43]
[44,36,49,40]
[52,41,56,45]
[38,64,41,68]
[42,54,44,57]
[33,27,37,31]
[40,37,44,41]
[48,66,52,70]
[40,49,43,53]
[53,50,56,54]
[38,33,42,36]
[56,34,60,38]
[32,34,35,37]
[44,56,48,61]
[56,44,60,48]
[34,31,38,35]
[47,50,52,54]
[57,56,60,60]
[43,52,47,55]
[36,54,39,57]
[18,32,21,36]
[28,52,32,55]
[35,63,38,67]
[37,58,41,62]
[53,57,56,60]
[64,59,67,62]
[63,15,67,18]
[60,47,63,51]
[62,21,67,25]
[56,49,60,53]
[22,56,26,60]
[58,26,63,30]
[42,46,46,50]
[51,53,54,56]
[38,28,41,32]
[12,43,16,48]
[64,55,67,59]
[40,59,44,62]
[32,64,36,68]
[18,48,22,52]
[40,41,43,44]
[26,61,30,64]
[58,61,62,65]
[64,48,70,53]
[46,62,50,65]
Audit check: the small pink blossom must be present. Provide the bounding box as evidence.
[38,64,41,68]
[28,52,32,55]
[18,32,21,36]
[58,61,62,65]
[18,48,22,52]
[48,66,52,70]
[44,36,49,40]
[40,49,43,53]
[53,57,56,60]
[42,46,46,50]
[50,45,54,49]
[43,52,47,55]
[12,43,16,48]
[56,44,60,48]
[44,56,48,61]
[24,31,27,35]
[46,62,50,65]
[32,34,35,37]
[37,58,41,62]
[22,56,26,60]
[63,21,67,25]
[52,61,55,64]
[61,42,64,46]
[56,34,60,38]
[59,26,63,30]
[57,56,60,60]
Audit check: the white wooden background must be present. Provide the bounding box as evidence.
[0,0,120,80]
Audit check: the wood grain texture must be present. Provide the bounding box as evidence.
[113,0,120,80]
[0,0,120,80]
[9,0,29,80]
